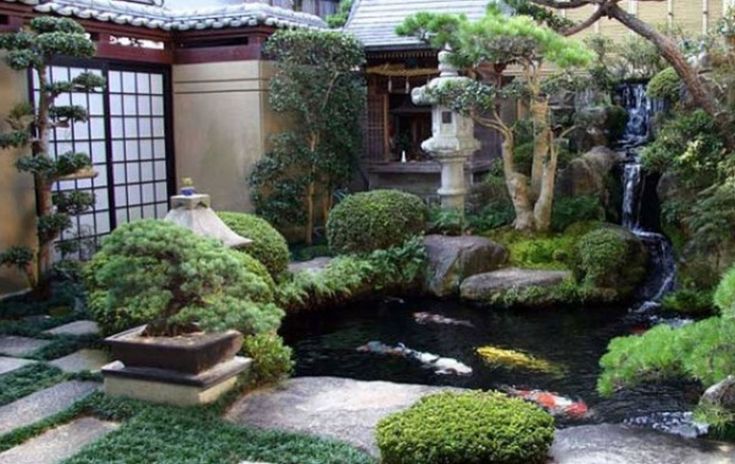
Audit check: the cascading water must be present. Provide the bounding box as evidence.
[617,83,676,310]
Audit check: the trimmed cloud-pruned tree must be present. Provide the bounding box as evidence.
[0,17,104,290]
[397,6,593,232]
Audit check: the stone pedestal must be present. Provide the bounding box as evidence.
[412,47,481,212]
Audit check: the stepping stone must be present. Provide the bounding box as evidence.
[43,320,100,337]
[0,336,51,358]
[49,349,109,374]
[226,376,458,455]
[0,417,118,464]
[0,381,100,436]
[0,357,35,376]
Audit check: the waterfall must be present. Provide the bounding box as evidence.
[617,82,676,308]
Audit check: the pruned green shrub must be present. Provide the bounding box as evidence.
[376,391,555,464]
[242,333,293,385]
[85,220,283,337]
[427,207,466,236]
[573,227,647,298]
[647,67,681,102]
[218,212,290,278]
[551,195,605,232]
[326,190,427,254]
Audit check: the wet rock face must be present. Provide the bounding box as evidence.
[700,375,735,415]
[422,235,508,297]
[556,146,625,201]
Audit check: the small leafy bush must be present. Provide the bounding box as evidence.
[468,202,515,231]
[85,220,283,336]
[376,391,555,464]
[647,67,681,102]
[242,333,294,385]
[218,211,290,278]
[327,190,427,254]
[714,266,735,317]
[551,195,605,232]
[573,227,646,297]
[427,207,465,236]
[661,289,714,316]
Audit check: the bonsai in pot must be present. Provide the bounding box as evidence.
[85,220,284,404]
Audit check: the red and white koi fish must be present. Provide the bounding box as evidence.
[356,341,473,376]
[413,312,474,328]
[503,386,589,419]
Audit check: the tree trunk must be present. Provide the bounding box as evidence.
[34,67,52,284]
[305,181,315,245]
[606,4,734,149]
[500,139,536,231]
[533,130,558,232]
[530,96,551,201]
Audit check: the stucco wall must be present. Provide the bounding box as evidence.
[172,60,279,213]
[0,60,35,296]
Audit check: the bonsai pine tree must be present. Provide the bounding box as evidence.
[397,6,592,232]
[249,29,364,244]
[0,17,104,289]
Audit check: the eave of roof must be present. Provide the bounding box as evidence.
[0,0,326,31]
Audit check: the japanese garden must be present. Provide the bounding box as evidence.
[1,0,735,463]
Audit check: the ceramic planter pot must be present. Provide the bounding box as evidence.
[105,325,243,374]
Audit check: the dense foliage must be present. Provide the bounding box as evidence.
[242,333,294,385]
[326,190,427,254]
[0,17,105,288]
[249,29,364,244]
[598,264,735,398]
[376,391,555,464]
[647,67,681,102]
[218,212,290,278]
[661,289,714,316]
[85,220,283,337]
[278,237,426,312]
[326,0,354,28]
[550,196,605,232]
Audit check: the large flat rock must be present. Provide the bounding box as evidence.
[0,336,51,358]
[552,424,735,464]
[49,349,109,374]
[288,257,333,274]
[0,381,100,436]
[225,376,454,454]
[0,417,118,464]
[460,267,571,301]
[43,320,100,337]
[0,356,35,376]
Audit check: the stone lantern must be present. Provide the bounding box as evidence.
[412,47,481,212]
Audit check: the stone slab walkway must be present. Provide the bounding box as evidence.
[0,381,99,436]
[0,336,51,358]
[0,417,118,464]
[49,349,109,374]
[0,356,35,375]
[43,320,99,337]
[551,424,735,464]
[226,376,455,454]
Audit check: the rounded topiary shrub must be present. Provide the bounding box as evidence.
[84,220,283,336]
[326,189,427,254]
[218,212,290,278]
[377,391,555,464]
[573,226,647,298]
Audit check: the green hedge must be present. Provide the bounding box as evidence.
[376,391,555,464]
[326,190,427,254]
[218,212,290,278]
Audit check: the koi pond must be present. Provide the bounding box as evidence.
[281,297,702,433]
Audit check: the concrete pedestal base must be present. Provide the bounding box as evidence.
[102,356,251,406]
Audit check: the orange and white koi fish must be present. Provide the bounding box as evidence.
[357,341,473,376]
[503,386,589,419]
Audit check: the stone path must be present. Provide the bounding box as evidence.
[0,356,35,375]
[0,336,51,357]
[49,349,109,374]
[43,320,99,337]
[551,424,735,464]
[0,381,99,436]
[0,417,118,464]
[226,376,455,454]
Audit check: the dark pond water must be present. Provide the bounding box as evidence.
[281,297,700,428]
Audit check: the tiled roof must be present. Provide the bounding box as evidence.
[0,0,326,31]
[345,0,502,50]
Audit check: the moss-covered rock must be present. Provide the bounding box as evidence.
[376,391,555,464]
